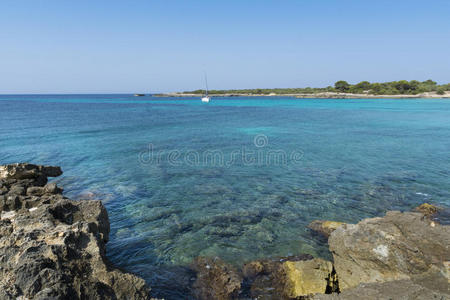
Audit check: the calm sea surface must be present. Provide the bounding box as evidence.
[1,95,450,298]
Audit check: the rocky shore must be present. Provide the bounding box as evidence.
[189,207,449,300]
[1,163,449,299]
[0,163,150,299]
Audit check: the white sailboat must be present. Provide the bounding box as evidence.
[201,73,211,103]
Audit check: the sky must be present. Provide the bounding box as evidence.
[0,0,449,94]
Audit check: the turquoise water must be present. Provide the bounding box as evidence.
[1,95,450,298]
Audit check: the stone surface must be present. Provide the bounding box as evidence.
[0,163,62,186]
[329,210,450,291]
[44,182,63,194]
[281,258,337,298]
[191,256,242,300]
[312,268,450,300]
[241,255,337,299]
[308,220,346,238]
[0,163,150,299]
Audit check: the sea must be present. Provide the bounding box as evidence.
[1,94,449,298]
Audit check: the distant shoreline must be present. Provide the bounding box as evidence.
[156,91,450,99]
[158,79,450,99]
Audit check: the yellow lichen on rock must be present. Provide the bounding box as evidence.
[308,220,346,237]
[414,203,441,218]
[281,258,334,297]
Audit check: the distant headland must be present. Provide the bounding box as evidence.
[157,80,450,98]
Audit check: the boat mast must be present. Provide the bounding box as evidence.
[204,73,209,96]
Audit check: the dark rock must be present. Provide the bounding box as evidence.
[1,195,21,211]
[9,184,26,196]
[191,256,242,300]
[0,163,150,299]
[40,166,63,177]
[44,182,63,194]
[242,261,264,279]
[26,186,45,196]
[434,207,450,225]
[0,186,8,195]
[0,163,62,180]
[0,163,62,187]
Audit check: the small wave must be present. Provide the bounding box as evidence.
[415,192,429,197]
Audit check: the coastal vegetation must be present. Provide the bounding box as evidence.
[181,79,450,96]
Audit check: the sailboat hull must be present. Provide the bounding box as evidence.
[201,97,210,103]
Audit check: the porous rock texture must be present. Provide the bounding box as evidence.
[191,256,242,300]
[0,163,150,299]
[328,210,450,291]
[312,268,450,300]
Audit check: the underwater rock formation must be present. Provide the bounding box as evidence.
[0,163,150,299]
[191,256,242,300]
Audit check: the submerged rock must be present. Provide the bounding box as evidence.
[0,163,150,299]
[308,220,346,238]
[328,210,450,291]
[191,256,242,300]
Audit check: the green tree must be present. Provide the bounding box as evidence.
[334,80,350,92]
[355,81,371,90]
[393,80,413,93]
[437,87,445,95]
[423,79,437,86]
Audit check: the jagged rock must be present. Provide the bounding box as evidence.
[26,186,45,196]
[0,186,8,195]
[328,210,450,291]
[191,256,242,300]
[308,220,346,238]
[0,163,62,180]
[1,195,21,211]
[9,184,26,196]
[44,182,63,194]
[0,163,150,299]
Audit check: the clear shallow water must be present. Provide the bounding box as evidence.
[1,95,450,298]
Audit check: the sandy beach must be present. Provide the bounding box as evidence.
[159,91,450,99]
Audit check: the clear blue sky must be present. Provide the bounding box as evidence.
[1,0,449,93]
